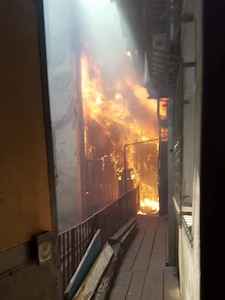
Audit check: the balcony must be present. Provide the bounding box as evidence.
[59,187,180,299]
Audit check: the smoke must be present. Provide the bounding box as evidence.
[78,0,133,80]
[80,0,158,171]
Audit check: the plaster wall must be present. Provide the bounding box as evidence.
[178,0,202,299]
[0,0,52,252]
[44,0,83,231]
[191,0,202,297]
[0,1,60,299]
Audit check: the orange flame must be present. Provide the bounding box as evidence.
[81,50,159,214]
[137,198,159,215]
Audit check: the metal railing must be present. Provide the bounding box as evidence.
[58,186,139,296]
[172,65,183,222]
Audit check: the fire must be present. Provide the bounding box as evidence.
[81,49,160,215]
[138,198,159,215]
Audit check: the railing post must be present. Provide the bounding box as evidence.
[58,187,140,296]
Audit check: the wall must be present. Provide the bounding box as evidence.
[44,0,83,231]
[178,0,202,299]
[0,0,60,298]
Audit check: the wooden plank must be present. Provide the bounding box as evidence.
[108,215,172,299]
[137,215,152,229]
[109,217,136,244]
[141,217,167,299]
[73,243,114,300]
[148,216,167,271]
[120,223,137,249]
[93,245,121,300]
[141,270,164,300]
[94,222,137,299]
[132,216,158,271]
[64,229,101,300]
[119,230,145,272]
[119,215,154,272]
[126,271,145,300]
[108,271,132,300]
[164,267,180,300]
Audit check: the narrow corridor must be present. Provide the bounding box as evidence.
[109,215,180,300]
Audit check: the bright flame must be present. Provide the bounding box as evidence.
[95,95,102,105]
[126,51,132,57]
[137,198,159,215]
[81,48,159,214]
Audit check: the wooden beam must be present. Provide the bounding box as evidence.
[73,243,114,300]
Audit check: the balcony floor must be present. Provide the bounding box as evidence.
[108,214,180,300]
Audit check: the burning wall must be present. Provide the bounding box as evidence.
[78,0,162,214]
[81,48,160,214]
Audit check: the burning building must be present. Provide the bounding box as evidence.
[43,0,168,223]
[81,29,160,215]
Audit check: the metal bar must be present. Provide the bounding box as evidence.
[58,187,140,294]
[62,235,66,292]
[67,232,70,280]
[71,228,75,274]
